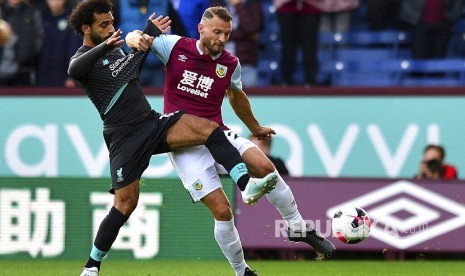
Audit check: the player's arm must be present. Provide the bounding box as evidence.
[227,87,257,129]
[126,31,180,66]
[68,30,123,80]
[125,13,170,51]
[227,88,275,140]
[126,30,150,51]
[227,62,276,140]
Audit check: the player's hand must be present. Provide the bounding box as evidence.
[149,13,171,34]
[253,126,276,141]
[106,29,124,47]
[138,33,154,51]
[125,30,153,51]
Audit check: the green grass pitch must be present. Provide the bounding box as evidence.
[1,260,464,276]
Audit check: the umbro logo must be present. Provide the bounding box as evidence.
[178,55,187,62]
[326,180,465,249]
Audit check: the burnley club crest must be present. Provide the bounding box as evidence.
[216,64,227,78]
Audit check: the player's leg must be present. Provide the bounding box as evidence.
[201,189,253,276]
[242,147,304,226]
[242,146,336,256]
[212,132,304,231]
[166,113,250,188]
[170,150,256,275]
[166,113,277,204]
[81,179,139,275]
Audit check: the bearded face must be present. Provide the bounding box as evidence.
[89,29,112,45]
[199,15,232,56]
[201,34,225,56]
[85,12,115,46]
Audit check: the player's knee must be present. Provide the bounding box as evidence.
[194,118,219,140]
[205,120,219,133]
[253,160,276,177]
[115,196,138,216]
[212,205,233,221]
[263,161,276,175]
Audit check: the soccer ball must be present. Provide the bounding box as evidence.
[331,206,371,244]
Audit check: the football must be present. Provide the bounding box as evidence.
[331,206,371,244]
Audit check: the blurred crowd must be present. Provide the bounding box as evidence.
[0,0,464,88]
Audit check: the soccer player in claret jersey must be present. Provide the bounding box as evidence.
[67,1,278,275]
[126,6,336,276]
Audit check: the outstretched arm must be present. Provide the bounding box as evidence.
[68,29,123,80]
[227,88,276,140]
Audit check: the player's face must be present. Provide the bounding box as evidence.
[199,15,232,56]
[88,12,115,46]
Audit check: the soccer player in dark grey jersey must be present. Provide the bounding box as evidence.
[67,1,278,275]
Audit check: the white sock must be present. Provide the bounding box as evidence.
[265,171,305,231]
[214,219,248,276]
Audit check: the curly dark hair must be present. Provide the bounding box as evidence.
[68,0,113,37]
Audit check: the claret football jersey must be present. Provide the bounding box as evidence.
[152,35,243,128]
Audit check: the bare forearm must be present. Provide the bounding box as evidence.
[236,107,261,133]
[228,90,261,133]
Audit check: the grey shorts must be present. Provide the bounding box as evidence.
[104,110,184,193]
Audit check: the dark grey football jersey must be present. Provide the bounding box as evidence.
[69,45,152,127]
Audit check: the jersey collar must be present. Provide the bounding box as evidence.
[196,40,222,60]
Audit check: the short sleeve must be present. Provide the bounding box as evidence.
[229,60,243,91]
[151,35,182,65]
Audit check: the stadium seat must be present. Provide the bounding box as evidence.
[257,59,280,86]
[345,30,409,47]
[335,48,395,61]
[398,59,465,86]
[318,51,414,86]
[257,2,281,85]
[448,19,465,57]
[322,59,404,86]
[319,30,410,59]
[402,78,464,86]
[259,2,280,60]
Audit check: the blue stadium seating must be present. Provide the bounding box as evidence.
[323,59,404,86]
[323,58,465,87]
[317,30,411,86]
[399,59,465,86]
[319,30,410,59]
[257,59,280,86]
[256,0,465,87]
[258,2,280,85]
[335,48,395,61]
[448,19,465,57]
